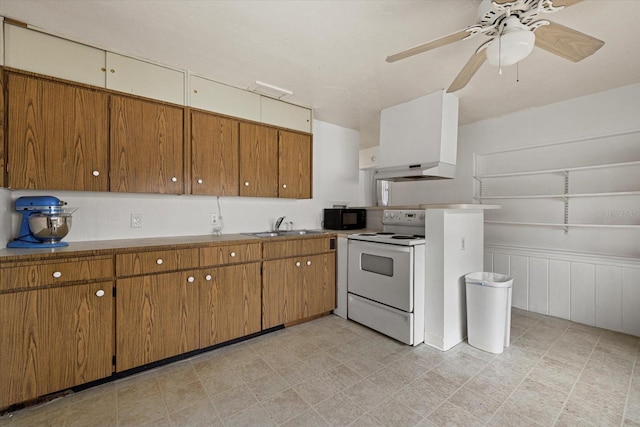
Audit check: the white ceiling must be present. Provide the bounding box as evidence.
[2,0,640,148]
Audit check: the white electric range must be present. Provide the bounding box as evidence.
[347,210,426,345]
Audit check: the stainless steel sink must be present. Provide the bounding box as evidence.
[246,229,324,238]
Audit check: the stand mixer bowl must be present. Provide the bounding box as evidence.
[28,213,72,243]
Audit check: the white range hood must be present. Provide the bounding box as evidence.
[375,90,459,182]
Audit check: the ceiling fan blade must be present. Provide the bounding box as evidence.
[447,48,487,93]
[386,27,479,63]
[534,21,604,62]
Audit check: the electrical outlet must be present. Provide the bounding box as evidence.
[130,214,142,228]
[210,213,220,226]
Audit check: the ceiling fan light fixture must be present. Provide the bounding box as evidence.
[486,21,536,67]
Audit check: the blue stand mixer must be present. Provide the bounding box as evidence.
[7,196,73,249]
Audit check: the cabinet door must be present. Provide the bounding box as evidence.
[116,271,199,371]
[262,257,301,328]
[7,73,109,191]
[190,75,260,121]
[0,281,113,408]
[191,111,239,196]
[239,122,278,197]
[278,130,312,199]
[110,95,184,194]
[4,24,106,87]
[106,52,185,105]
[260,97,312,133]
[302,253,336,318]
[200,262,261,347]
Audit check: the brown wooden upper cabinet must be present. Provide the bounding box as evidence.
[191,111,239,196]
[110,95,184,194]
[6,73,109,191]
[279,130,312,199]
[239,122,278,198]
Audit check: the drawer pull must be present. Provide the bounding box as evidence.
[96,290,105,297]
[244,181,250,187]
[282,184,287,189]
[205,274,212,281]
[197,179,203,184]
[306,260,312,266]
[156,258,164,265]
[52,271,62,279]
[171,177,178,183]
[230,252,236,257]
[295,261,301,267]
[187,276,195,283]
[92,170,100,177]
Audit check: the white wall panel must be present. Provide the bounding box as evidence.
[493,253,510,277]
[510,255,529,310]
[622,268,640,336]
[529,258,549,315]
[595,265,623,332]
[549,260,571,320]
[570,262,595,326]
[484,252,493,273]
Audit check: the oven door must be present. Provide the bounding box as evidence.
[347,239,413,312]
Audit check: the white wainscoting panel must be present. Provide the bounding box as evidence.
[549,260,571,320]
[529,258,549,315]
[485,245,640,337]
[623,268,640,336]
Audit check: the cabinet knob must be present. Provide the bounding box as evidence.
[193,89,198,94]
[295,261,301,267]
[156,258,164,265]
[52,271,62,279]
[101,67,106,72]
[282,184,287,189]
[110,69,115,73]
[92,170,100,177]
[171,177,178,183]
[230,252,236,257]
[306,260,312,266]
[197,179,203,184]
[96,290,105,297]
[187,276,195,283]
[205,274,212,281]
[244,181,250,186]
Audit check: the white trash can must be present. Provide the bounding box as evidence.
[465,272,513,354]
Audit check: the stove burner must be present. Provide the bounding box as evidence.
[376,232,395,235]
[391,235,415,240]
[358,233,378,236]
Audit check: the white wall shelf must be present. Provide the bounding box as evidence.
[473,131,640,232]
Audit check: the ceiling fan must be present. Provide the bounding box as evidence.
[386,0,605,93]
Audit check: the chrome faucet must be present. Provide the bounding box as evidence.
[274,216,286,231]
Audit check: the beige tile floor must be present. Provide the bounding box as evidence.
[1,308,639,426]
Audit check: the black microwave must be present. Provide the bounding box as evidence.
[323,208,366,230]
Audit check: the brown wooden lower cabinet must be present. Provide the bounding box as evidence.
[200,262,261,347]
[0,281,113,408]
[115,271,199,372]
[262,252,336,329]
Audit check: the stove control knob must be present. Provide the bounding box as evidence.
[384,212,389,218]
[92,170,100,177]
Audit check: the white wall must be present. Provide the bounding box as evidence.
[383,82,640,335]
[0,119,360,244]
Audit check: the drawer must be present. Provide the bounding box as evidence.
[200,242,261,267]
[0,256,114,292]
[262,237,335,259]
[116,248,199,277]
